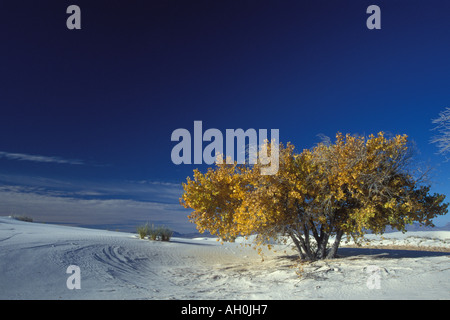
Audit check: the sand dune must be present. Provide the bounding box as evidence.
[0,216,448,300]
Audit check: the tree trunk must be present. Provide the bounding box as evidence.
[289,231,315,260]
[316,232,330,259]
[301,224,314,259]
[289,228,344,261]
[288,231,306,260]
[326,229,343,259]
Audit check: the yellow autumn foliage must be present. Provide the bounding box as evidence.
[180,132,448,260]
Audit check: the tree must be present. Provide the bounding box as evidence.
[431,107,450,156]
[180,132,448,260]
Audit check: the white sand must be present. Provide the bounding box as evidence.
[0,216,448,300]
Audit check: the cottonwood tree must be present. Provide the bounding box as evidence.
[180,133,448,260]
[431,107,450,157]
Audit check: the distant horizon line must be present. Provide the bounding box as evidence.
[3,215,449,236]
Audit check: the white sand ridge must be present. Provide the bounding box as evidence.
[0,216,448,299]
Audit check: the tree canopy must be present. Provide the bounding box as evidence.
[180,132,448,260]
[431,107,450,156]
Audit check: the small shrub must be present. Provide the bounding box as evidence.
[137,222,173,241]
[159,226,173,241]
[136,223,150,239]
[148,224,159,241]
[12,215,33,222]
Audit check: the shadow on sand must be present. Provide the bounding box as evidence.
[337,247,450,259]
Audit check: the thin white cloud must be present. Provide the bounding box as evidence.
[0,173,190,233]
[0,174,183,203]
[0,151,84,165]
[0,184,193,234]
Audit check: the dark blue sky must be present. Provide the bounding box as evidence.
[0,0,449,231]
